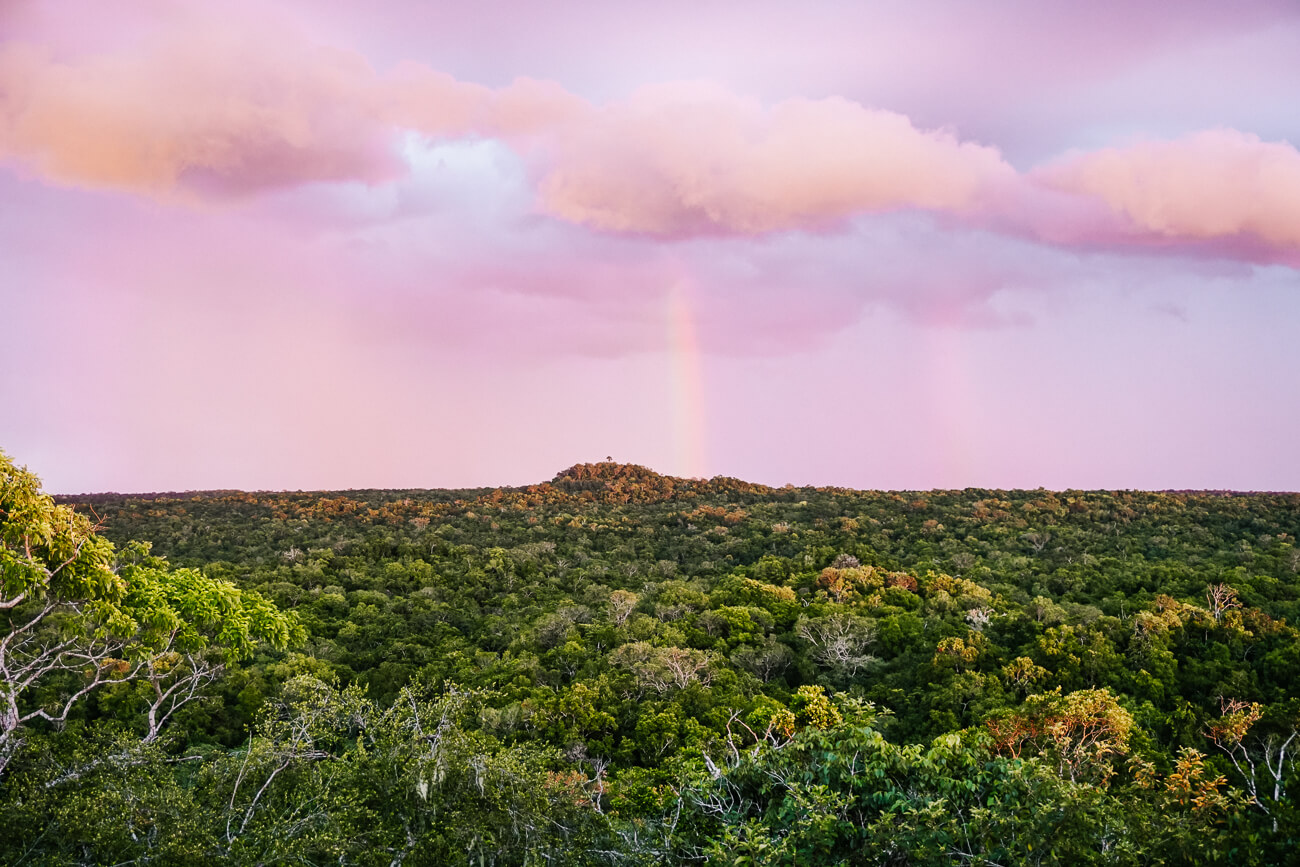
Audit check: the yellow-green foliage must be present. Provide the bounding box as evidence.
[791,685,842,730]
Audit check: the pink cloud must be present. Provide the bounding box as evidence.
[0,8,587,199]
[4,3,1300,271]
[1031,130,1300,260]
[380,65,494,138]
[0,9,1016,236]
[386,70,587,140]
[532,82,1014,236]
[0,16,402,196]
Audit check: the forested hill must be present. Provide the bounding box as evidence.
[22,462,1300,863]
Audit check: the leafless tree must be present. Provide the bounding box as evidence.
[797,614,876,675]
[607,590,638,627]
[1205,583,1241,621]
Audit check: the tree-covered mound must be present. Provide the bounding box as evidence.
[5,459,1297,864]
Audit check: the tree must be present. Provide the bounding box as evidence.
[1205,697,1298,831]
[986,687,1134,784]
[796,613,876,676]
[210,676,603,864]
[0,450,298,772]
[610,642,714,696]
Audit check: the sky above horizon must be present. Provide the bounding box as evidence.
[3,0,1300,493]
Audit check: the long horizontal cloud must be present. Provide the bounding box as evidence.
[3,10,1300,264]
[0,29,1007,232]
[0,24,404,196]
[528,83,1015,235]
[1032,129,1300,261]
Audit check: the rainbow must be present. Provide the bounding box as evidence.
[666,281,707,479]
[922,320,975,486]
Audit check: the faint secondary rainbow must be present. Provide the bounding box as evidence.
[922,316,977,486]
[667,281,707,479]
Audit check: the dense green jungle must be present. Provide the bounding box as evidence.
[4,453,1300,865]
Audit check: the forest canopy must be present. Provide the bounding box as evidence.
[3,454,1299,864]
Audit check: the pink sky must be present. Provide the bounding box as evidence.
[3,0,1299,492]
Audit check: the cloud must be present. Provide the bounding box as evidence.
[1031,130,1300,261]
[0,18,403,196]
[531,82,1015,236]
[4,5,1300,273]
[384,68,587,140]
